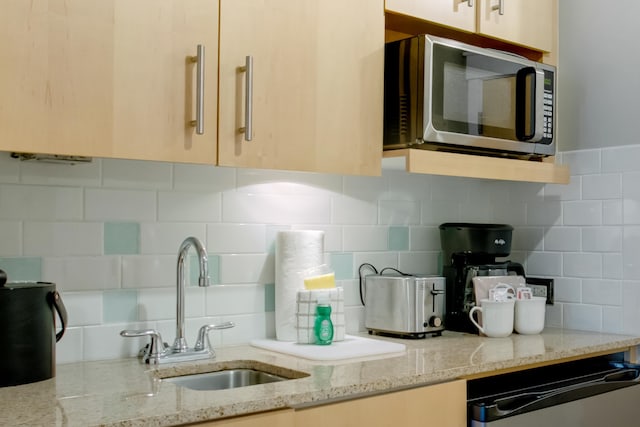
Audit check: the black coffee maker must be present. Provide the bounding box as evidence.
[439,223,525,333]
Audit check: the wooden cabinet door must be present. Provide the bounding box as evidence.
[294,380,467,427]
[0,0,217,164]
[218,0,383,176]
[477,0,555,51]
[385,0,476,33]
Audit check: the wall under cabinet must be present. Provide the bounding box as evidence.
[1,147,639,363]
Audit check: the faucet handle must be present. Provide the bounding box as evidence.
[120,329,168,364]
[194,321,235,352]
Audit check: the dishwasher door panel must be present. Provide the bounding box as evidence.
[471,382,640,427]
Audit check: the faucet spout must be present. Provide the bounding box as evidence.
[173,236,210,353]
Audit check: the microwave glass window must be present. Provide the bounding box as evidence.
[432,44,528,140]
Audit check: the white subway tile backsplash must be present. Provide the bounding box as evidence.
[207,224,266,254]
[343,226,388,251]
[623,199,640,225]
[562,150,600,175]
[332,195,377,225]
[544,176,581,201]
[398,252,439,275]
[602,306,623,334]
[85,189,156,221]
[205,284,265,316]
[512,227,544,251]
[102,159,172,190]
[564,253,602,278]
[563,304,602,332]
[44,256,121,291]
[137,287,205,321]
[122,255,175,288]
[603,200,623,225]
[353,252,398,273]
[158,192,221,222]
[544,227,581,252]
[0,222,21,256]
[526,252,562,276]
[83,322,153,361]
[553,277,581,303]
[623,226,640,279]
[0,153,19,183]
[582,226,622,252]
[343,175,386,200]
[527,200,562,226]
[582,174,621,200]
[24,222,102,256]
[140,223,206,254]
[219,254,273,285]
[582,279,621,306]
[379,200,420,225]
[563,201,602,226]
[3,145,640,361]
[61,292,103,326]
[56,327,83,364]
[221,313,271,344]
[237,169,342,196]
[20,159,101,187]
[223,192,331,224]
[384,170,431,201]
[602,146,640,173]
[491,202,527,227]
[173,164,235,192]
[0,184,82,221]
[410,227,441,251]
[421,200,461,225]
[603,253,624,280]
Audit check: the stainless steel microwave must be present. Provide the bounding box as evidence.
[384,35,556,158]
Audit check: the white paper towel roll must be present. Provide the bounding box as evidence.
[275,230,324,341]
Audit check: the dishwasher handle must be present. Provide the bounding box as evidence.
[484,369,640,421]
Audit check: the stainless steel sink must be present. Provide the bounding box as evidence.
[159,360,309,391]
[164,369,287,391]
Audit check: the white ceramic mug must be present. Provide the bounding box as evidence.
[515,296,546,335]
[469,299,515,338]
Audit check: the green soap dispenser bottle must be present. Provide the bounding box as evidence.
[314,304,334,345]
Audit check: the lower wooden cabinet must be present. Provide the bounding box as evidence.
[190,380,466,427]
[294,380,466,427]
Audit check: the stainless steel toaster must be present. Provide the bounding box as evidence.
[364,275,445,338]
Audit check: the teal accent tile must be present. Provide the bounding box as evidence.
[389,226,409,251]
[189,254,220,285]
[264,283,275,312]
[103,290,138,323]
[104,222,140,255]
[0,257,42,281]
[330,253,353,280]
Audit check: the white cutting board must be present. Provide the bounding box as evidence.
[250,335,406,361]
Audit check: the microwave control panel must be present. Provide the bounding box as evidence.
[542,69,555,144]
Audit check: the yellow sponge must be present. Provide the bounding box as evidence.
[303,272,336,290]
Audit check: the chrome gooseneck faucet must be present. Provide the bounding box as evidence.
[173,236,210,353]
[120,236,234,364]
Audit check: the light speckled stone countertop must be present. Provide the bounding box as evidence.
[2,328,640,427]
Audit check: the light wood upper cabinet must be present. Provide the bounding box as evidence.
[385,0,476,33]
[0,0,218,164]
[294,380,467,427]
[477,0,555,52]
[218,0,384,176]
[385,0,556,52]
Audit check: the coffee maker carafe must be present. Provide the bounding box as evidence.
[439,223,524,333]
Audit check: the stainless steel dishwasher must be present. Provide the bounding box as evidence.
[467,354,640,426]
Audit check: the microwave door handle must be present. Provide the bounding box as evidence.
[515,67,544,142]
